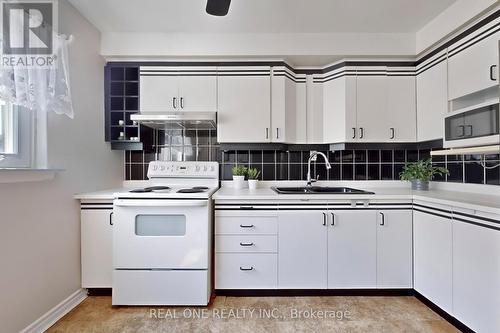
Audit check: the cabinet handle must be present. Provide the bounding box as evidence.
[330,213,335,226]
[322,212,327,226]
[276,128,279,139]
[266,128,269,139]
[379,212,385,226]
[239,242,254,247]
[240,224,255,228]
[465,125,473,137]
[180,97,184,108]
[352,127,356,139]
[239,266,254,271]
[490,65,497,81]
[172,97,177,109]
[390,128,395,139]
[359,127,364,139]
[109,212,113,226]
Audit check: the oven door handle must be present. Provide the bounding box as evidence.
[113,199,208,207]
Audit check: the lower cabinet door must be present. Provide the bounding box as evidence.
[215,253,277,289]
[453,219,500,333]
[328,210,377,288]
[81,209,113,288]
[278,210,328,288]
[376,210,413,288]
[413,210,453,313]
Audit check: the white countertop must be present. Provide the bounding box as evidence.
[75,181,500,215]
[213,181,500,215]
[74,188,126,200]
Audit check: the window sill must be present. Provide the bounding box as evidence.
[0,168,62,183]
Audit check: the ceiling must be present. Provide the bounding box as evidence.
[68,0,457,34]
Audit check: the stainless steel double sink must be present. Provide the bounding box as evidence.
[272,186,375,195]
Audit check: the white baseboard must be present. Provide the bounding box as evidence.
[20,289,87,333]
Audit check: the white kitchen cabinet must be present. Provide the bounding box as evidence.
[271,67,307,143]
[413,207,453,313]
[278,210,328,289]
[376,210,413,288]
[356,71,388,142]
[81,206,113,288]
[177,68,217,112]
[140,68,178,112]
[322,74,357,143]
[217,66,271,143]
[452,212,500,333]
[416,51,448,141]
[295,80,308,143]
[327,210,377,288]
[215,208,278,290]
[386,74,417,142]
[139,66,217,113]
[307,78,325,144]
[448,29,500,100]
[216,253,278,289]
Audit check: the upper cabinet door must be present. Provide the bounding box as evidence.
[356,68,388,142]
[139,67,179,112]
[217,67,271,143]
[416,51,448,142]
[322,70,357,144]
[448,29,500,100]
[271,67,306,143]
[386,73,417,142]
[177,67,217,112]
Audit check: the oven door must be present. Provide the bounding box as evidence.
[113,199,210,270]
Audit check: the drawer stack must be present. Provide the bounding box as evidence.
[215,209,278,289]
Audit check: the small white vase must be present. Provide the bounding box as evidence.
[233,175,246,189]
[248,179,258,190]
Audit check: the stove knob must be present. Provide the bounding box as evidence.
[195,165,200,172]
[210,166,215,172]
[160,166,165,171]
[203,166,208,172]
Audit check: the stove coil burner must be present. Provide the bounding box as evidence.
[129,186,171,193]
[177,187,209,193]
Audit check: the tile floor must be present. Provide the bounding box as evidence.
[47,296,459,332]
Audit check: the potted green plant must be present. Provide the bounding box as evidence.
[247,167,261,190]
[231,165,248,189]
[399,159,448,191]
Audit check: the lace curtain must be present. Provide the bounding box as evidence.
[0,34,74,118]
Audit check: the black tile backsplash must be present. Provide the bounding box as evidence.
[124,132,500,186]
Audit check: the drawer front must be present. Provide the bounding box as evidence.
[215,215,278,235]
[216,235,277,253]
[215,253,277,289]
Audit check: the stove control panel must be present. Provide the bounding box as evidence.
[147,161,219,179]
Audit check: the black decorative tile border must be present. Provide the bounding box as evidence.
[124,130,500,186]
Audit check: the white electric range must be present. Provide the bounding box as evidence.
[112,161,219,306]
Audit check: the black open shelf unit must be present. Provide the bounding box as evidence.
[105,64,144,150]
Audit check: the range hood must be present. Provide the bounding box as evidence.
[431,145,500,156]
[130,112,217,130]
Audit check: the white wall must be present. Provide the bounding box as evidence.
[0,1,123,332]
[100,31,416,62]
[416,0,498,54]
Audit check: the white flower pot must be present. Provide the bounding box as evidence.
[232,175,246,189]
[248,179,258,190]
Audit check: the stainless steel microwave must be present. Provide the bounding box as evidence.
[444,100,500,148]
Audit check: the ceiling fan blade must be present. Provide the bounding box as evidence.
[206,0,231,16]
